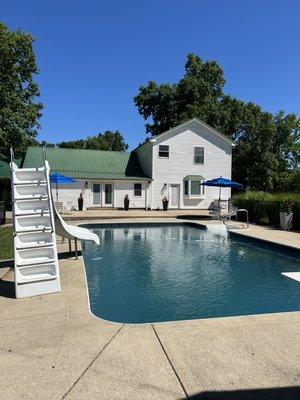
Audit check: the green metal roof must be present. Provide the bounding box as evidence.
[0,158,22,179]
[184,175,205,181]
[23,147,151,181]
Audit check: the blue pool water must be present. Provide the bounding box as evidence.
[81,223,300,323]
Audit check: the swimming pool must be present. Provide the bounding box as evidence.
[81,223,300,324]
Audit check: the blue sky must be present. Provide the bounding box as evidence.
[2,0,300,149]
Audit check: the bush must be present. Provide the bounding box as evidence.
[232,191,300,230]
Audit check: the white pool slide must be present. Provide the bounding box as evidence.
[10,149,99,299]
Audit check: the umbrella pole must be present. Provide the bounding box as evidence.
[56,182,58,202]
[219,186,221,209]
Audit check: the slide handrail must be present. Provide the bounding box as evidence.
[42,147,55,233]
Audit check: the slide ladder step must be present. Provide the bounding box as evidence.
[14,181,46,185]
[17,258,56,267]
[15,211,50,217]
[15,227,52,233]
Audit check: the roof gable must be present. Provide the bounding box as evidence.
[136,118,234,149]
[23,147,150,181]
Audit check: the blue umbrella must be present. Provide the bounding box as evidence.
[50,172,77,201]
[202,176,243,206]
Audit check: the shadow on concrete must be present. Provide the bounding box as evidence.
[58,250,82,260]
[176,215,209,220]
[182,386,300,400]
[0,259,13,268]
[0,278,14,298]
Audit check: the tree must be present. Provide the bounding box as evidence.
[134,54,228,137]
[0,23,42,161]
[134,53,300,191]
[58,130,128,151]
[57,139,85,149]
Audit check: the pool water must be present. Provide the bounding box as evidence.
[81,223,300,324]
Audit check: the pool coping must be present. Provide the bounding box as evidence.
[79,219,300,326]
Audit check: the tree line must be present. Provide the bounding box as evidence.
[35,130,128,152]
[0,22,299,192]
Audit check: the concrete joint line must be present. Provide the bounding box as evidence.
[62,324,124,399]
[151,324,189,399]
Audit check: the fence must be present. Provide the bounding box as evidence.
[232,199,300,230]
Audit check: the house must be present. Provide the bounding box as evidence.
[22,118,234,210]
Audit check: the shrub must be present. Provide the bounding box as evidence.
[232,191,299,230]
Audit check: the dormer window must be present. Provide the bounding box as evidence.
[159,145,169,158]
[194,147,204,164]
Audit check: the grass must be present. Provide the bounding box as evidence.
[0,226,13,260]
[232,190,300,203]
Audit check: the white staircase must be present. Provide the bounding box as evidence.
[10,149,61,298]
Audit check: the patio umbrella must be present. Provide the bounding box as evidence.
[50,172,77,202]
[202,176,243,207]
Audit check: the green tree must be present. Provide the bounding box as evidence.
[58,130,128,151]
[233,105,300,191]
[57,139,85,149]
[134,53,299,191]
[0,23,42,161]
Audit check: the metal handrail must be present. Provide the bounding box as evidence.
[222,207,249,229]
[42,147,55,234]
[9,148,17,236]
[10,147,15,164]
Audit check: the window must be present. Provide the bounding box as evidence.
[190,181,201,195]
[194,147,204,164]
[159,145,169,158]
[134,183,142,197]
[183,178,205,197]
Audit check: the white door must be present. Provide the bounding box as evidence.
[170,184,180,208]
[92,183,101,206]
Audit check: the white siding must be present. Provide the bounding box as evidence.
[113,181,147,209]
[51,179,85,210]
[53,179,147,210]
[150,121,232,209]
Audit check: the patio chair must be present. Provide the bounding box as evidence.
[209,200,222,220]
[222,205,238,222]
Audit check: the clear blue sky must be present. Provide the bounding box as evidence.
[2,0,300,149]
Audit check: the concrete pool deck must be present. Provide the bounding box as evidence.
[0,219,300,399]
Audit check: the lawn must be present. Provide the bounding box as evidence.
[0,226,13,260]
